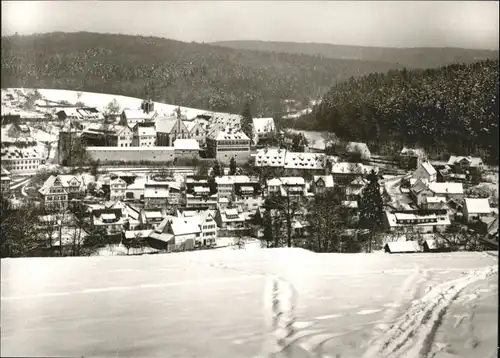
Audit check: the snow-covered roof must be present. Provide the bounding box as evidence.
[464,198,491,214]
[1,166,11,176]
[209,128,250,141]
[386,210,451,227]
[215,175,251,185]
[220,208,245,222]
[401,147,425,157]
[252,117,275,134]
[173,139,200,151]
[170,217,201,236]
[124,230,152,239]
[110,177,126,185]
[127,179,146,190]
[346,142,370,154]
[385,241,421,253]
[280,177,305,186]
[1,146,43,160]
[428,182,464,195]
[447,156,483,167]
[284,152,325,170]
[38,175,68,195]
[101,213,116,221]
[155,117,179,133]
[267,178,282,186]
[144,210,164,219]
[420,162,437,176]
[313,175,333,188]
[425,196,447,204]
[255,148,286,167]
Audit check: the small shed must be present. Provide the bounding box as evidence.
[422,239,452,252]
[384,240,420,254]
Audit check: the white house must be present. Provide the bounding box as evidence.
[252,117,276,144]
[113,125,134,147]
[180,210,218,247]
[412,161,437,183]
[385,209,451,233]
[110,177,127,201]
[173,138,200,159]
[132,124,156,147]
[464,198,492,223]
[38,175,70,210]
[411,180,464,206]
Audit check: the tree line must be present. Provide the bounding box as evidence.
[292,60,499,164]
[2,32,403,116]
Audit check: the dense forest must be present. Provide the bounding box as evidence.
[1,32,404,116]
[292,60,499,164]
[212,41,499,69]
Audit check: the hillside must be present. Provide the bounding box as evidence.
[1,32,404,116]
[212,41,499,69]
[292,60,499,163]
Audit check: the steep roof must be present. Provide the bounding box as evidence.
[420,162,437,176]
[38,175,68,195]
[155,117,179,133]
[313,175,334,188]
[1,166,11,176]
[384,241,421,253]
[252,117,275,133]
[170,216,201,236]
[464,198,491,214]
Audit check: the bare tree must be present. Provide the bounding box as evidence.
[264,187,304,248]
[1,196,44,257]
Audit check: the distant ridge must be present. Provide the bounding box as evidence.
[1,32,407,116]
[211,40,499,69]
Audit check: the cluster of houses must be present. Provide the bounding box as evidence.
[57,100,278,166]
[1,91,497,254]
[24,140,496,253]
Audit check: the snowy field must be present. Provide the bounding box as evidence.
[1,249,497,358]
[3,88,238,121]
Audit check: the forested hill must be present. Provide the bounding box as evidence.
[293,60,499,164]
[212,41,499,69]
[1,32,404,116]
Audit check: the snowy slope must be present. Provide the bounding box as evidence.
[4,88,237,121]
[1,249,497,358]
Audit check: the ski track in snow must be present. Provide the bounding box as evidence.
[198,257,498,358]
[362,264,498,358]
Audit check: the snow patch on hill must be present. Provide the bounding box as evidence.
[5,88,236,120]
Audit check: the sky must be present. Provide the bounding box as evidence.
[2,1,499,50]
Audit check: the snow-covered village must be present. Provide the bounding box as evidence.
[1,2,499,358]
[2,87,498,256]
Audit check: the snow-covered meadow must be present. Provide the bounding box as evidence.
[3,88,236,120]
[1,249,497,357]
